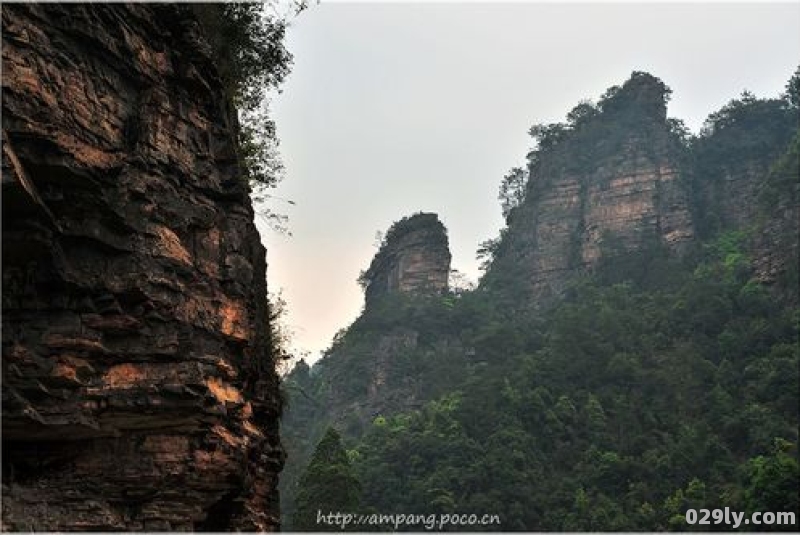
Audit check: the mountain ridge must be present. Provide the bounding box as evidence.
[280,69,799,530]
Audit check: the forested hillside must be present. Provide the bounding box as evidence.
[280,70,799,531]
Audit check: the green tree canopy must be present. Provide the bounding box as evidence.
[292,427,362,531]
[192,2,303,232]
[498,167,528,220]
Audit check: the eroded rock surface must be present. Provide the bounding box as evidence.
[361,213,451,307]
[2,4,281,530]
[488,73,694,301]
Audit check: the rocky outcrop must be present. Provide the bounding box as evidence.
[361,213,451,307]
[752,130,800,293]
[486,73,694,301]
[280,214,453,528]
[2,4,281,530]
[690,95,798,293]
[691,95,797,240]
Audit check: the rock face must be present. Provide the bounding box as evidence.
[751,132,800,292]
[690,97,798,291]
[280,213,452,527]
[2,4,282,531]
[361,213,451,307]
[486,73,694,301]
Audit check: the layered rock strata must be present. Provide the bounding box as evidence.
[490,73,694,301]
[2,4,282,530]
[362,213,451,307]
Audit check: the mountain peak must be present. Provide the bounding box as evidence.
[360,212,451,307]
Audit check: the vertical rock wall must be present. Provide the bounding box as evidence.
[2,4,282,530]
[690,97,798,292]
[751,132,800,293]
[362,213,451,307]
[489,73,694,301]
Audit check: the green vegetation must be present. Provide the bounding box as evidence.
[288,231,798,530]
[498,167,528,220]
[281,70,800,531]
[192,2,303,230]
[760,129,800,212]
[691,89,797,239]
[356,231,798,530]
[523,72,680,178]
[292,428,361,531]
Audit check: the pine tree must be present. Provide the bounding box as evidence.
[291,427,361,531]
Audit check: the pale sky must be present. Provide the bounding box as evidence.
[253,1,800,363]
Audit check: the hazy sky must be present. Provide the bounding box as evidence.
[253,1,800,363]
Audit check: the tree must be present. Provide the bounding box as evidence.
[292,427,362,531]
[280,72,800,532]
[783,65,799,109]
[476,229,507,273]
[743,439,800,515]
[499,167,528,219]
[529,122,570,153]
[449,269,476,296]
[192,3,295,180]
[192,2,304,230]
[566,99,598,128]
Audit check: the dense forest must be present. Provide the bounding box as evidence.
[280,70,799,531]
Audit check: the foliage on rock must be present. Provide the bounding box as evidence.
[281,69,800,531]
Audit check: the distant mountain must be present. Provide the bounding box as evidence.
[281,70,799,531]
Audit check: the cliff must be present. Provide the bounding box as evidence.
[297,212,453,439]
[280,213,456,527]
[692,95,797,238]
[484,72,694,302]
[360,213,451,307]
[752,129,800,293]
[2,4,282,530]
[280,72,799,528]
[485,73,799,305]
[690,94,798,292]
